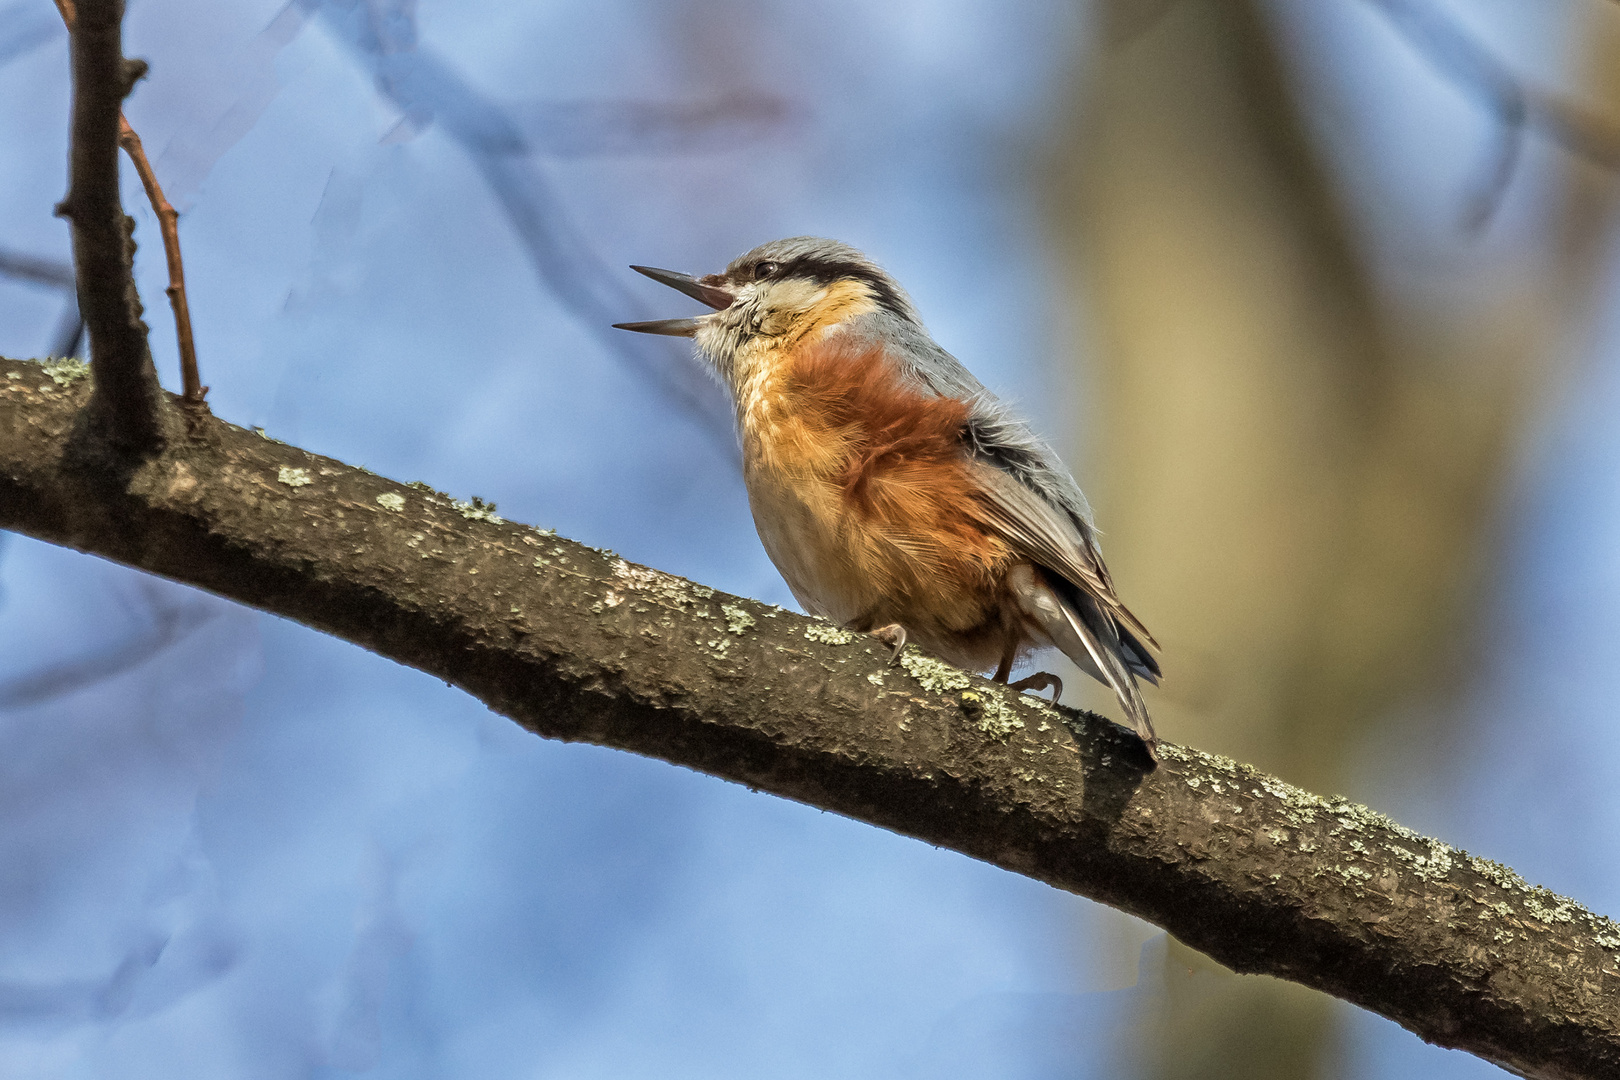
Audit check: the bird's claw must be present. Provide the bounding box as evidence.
[870,624,907,665]
[1009,671,1063,704]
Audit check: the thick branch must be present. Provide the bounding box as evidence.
[0,356,1617,1079]
[54,0,163,451]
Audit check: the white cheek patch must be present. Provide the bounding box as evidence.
[759,279,826,335]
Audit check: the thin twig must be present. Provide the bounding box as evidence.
[54,0,204,406]
[117,118,204,402]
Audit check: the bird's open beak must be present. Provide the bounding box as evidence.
[612,265,734,337]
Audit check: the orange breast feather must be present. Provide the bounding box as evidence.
[758,334,1015,632]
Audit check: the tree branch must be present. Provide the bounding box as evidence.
[53,0,164,451]
[116,117,205,406]
[0,355,1615,1079]
[54,0,205,410]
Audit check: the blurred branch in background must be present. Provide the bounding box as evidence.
[0,247,83,360]
[460,96,794,158]
[298,0,799,461]
[1363,0,1620,232]
[1,0,792,447]
[1048,0,1620,1076]
[0,11,87,362]
[0,247,74,290]
[0,581,215,710]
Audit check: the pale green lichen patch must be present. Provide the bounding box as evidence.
[1464,855,1603,929]
[278,466,312,487]
[866,672,884,686]
[453,496,504,524]
[804,622,857,646]
[1014,695,1060,729]
[376,492,405,512]
[610,558,715,609]
[1523,893,1582,925]
[1162,741,1620,948]
[1162,743,1438,838]
[1467,856,1531,894]
[1384,838,1454,883]
[40,357,88,387]
[721,604,756,635]
[959,690,1024,739]
[897,649,971,693]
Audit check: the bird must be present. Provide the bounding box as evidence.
[614,237,1160,756]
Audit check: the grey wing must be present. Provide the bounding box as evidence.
[972,463,1160,749]
[971,463,1159,664]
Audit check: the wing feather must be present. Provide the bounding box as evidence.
[970,462,1160,658]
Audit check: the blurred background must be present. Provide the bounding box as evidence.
[0,0,1616,1075]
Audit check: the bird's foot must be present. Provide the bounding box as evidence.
[870,624,908,665]
[1009,671,1063,704]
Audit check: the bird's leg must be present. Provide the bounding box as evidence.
[1009,672,1062,704]
[992,650,1014,684]
[870,623,908,665]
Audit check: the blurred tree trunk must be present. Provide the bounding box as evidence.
[1045,1,1620,1076]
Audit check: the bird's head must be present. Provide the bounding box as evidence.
[614,237,918,387]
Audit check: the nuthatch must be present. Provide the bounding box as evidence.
[616,237,1160,755]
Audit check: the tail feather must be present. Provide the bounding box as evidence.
[1059,597,1157,753]
[1010,567,1157,754]
[1117,625,1161,685]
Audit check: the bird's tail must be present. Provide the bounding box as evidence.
[1016,570,1157,756]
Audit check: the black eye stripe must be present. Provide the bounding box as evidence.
[774,258,906,317]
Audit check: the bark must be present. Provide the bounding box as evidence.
[1,355,1616,1080]
[53,0,166,452]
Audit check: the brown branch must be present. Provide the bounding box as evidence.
[52,0,163,451]
[0,356,1616,1079]
[54,0,205,410]
[116,118,204,405]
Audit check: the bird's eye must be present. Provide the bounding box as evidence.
[754,261,779,281]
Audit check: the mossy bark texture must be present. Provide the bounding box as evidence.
[0,356,1616,1079]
